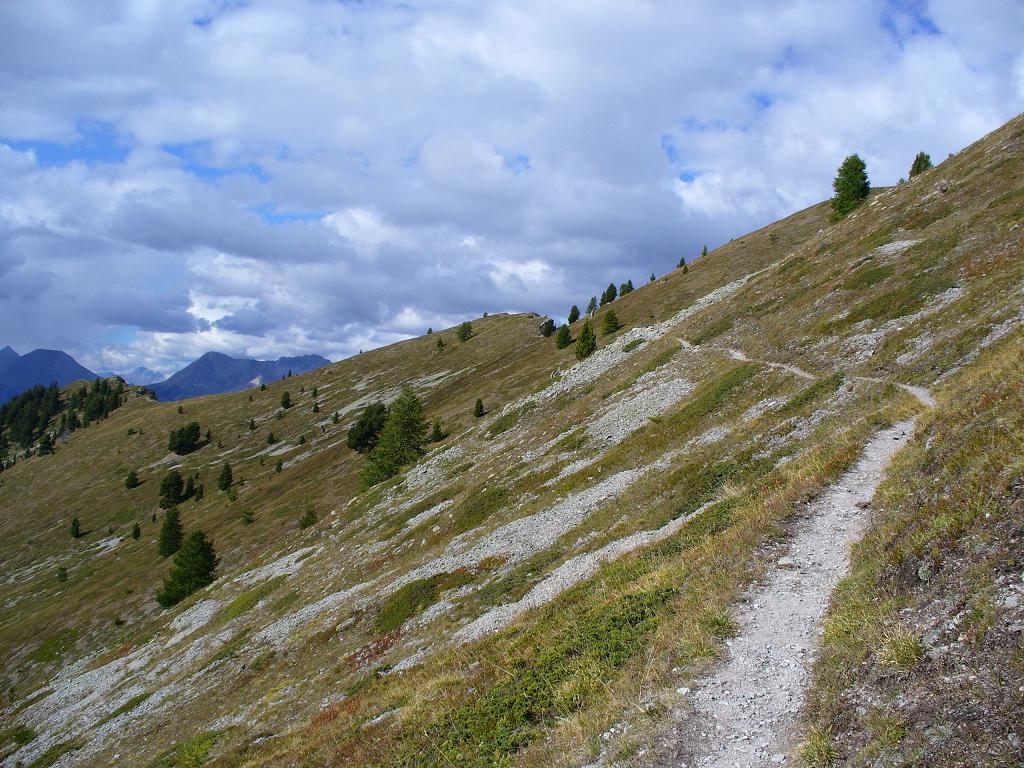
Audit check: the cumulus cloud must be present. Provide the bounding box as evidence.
[0,0,1020,373]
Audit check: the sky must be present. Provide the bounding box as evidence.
[1,0,1022,375]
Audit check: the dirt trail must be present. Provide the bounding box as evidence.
[678,339,936,406]
[639,419,918,767]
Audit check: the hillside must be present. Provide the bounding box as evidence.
[0,113,1022,768]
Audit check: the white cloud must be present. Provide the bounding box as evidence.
[0,0,1021,372]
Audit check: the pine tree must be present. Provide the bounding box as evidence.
[125,469,139,489]
[473,399,485,418]
[567,305,581,324]
[158,507,183,558]
[430,420,445,442]
[555,324,572,349]
[587,296,598,314]
[678,256,686,269]
[909,151,932,178]
[267,431,277,444]
[312,387,318,398]
[249,418,255,430]
[347,402,388,453]
[362,389,427,486]
[275,459,283,473]
[218,462,233,491]
[281,391,291,409]
[831,154,870,221]
[701,245,708,258]
[539,318,555,337]
[601,309,621,335]
[159,470,185,508]
[298,434,305,445]
[240,508,255,525]
[155,531,218,608]
[260,382,266,391]
[332,411,340,424]
[427,327,433,334]
[600,283,618,306]
[436,337,446,350]
[456,321,474,342]
[649,273,656,282]
[312,401,319,413]
[56,566,68,582]
[132,522,141,540]
[575,319,597,360]
[70,517,82,538]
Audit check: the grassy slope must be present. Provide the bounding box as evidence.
[800,331,1024,766]
[0,112,1021,767]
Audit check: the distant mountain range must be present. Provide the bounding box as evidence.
[95,366,167,386]
[1,346,331,405]
[0,346,98,404]
[150,352,331,401]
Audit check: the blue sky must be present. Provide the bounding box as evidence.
[0,0,1021,374]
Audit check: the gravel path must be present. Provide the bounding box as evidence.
[640,419,916,767]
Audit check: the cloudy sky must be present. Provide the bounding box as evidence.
[1,0,1021,374]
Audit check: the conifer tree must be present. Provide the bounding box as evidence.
[909,151,932,178]
[473,399,485,418]
[249,418,256,430]
[701,244,708,258]
[362,389,427,485]
[125,469,139,489]
[575,319,597,360]
[281,391,291,409]
[267,431,277,444]
[312,387,318,398]
[649,272,656,282]
[600,283,617,306]
[430,420,445,442]
[158,507,183,558]
[347,402,388,453]
[218,462,233,491]
[57,566,68,582]
[312,401,319,413]
[70,517,82,538]
[436,337,446,350]
[831,154,870,221]
[275,459,283,473]
[539,318,555,337]
[156,531,218,608]
[159,470,185,508]
[601,309,621,335]
[456,321,474,342]
[567,305,580,324]
[678,256,687,269]
[555,324,572,349]
[132,522,141,540]
[427,327,433,334]
[332,411,340,424]
[586,296,598,314]
[260,382,266,391]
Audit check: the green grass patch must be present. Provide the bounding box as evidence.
[841,272,955,326]
[780,373,844,415]
[689,317,733,345]
[0,724,36,748]
[392,586,673,766]
[96,691,151,726]
[548,429,587,454]
[486,403,533,439]
[28,628,78,664]
[219,575,286,623]
[666,363,757,433]
[841,264,894,290]
[450,485,508,534]
[27,738,84,768]
[622,338,645,353]
[373,570,475,634]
